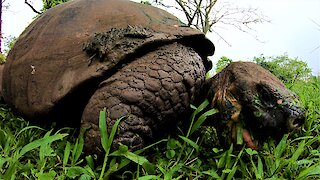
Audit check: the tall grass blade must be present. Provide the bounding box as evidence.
[257,155,264,179]
[73,136,84,164]
[226,147,245,180]
[298,163,320,179]
[110,145,155,174]
[66,166,92,179]
[191,99,209,118]
[291,140,305,162]
[275,134,288,159]
[203,170,220,178]
[63,142,71,168]
[16,126,45,138]
[99,108,108,152]
[138,175,161,180]
[187,99,209,138]
[19,131,67,158]
[85,155,94,170]
[99,113,124,180]
[190,108,218,135]
[3,131,67,179]
[178,135,199,152]
[39,131,56,163]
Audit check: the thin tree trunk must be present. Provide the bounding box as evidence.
[0,0,2,54]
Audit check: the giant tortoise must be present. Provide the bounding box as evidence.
[2,0,305,154]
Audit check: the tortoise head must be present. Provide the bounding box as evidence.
[207,62,305,149]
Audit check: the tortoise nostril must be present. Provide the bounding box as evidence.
[287,116,305,130]
[294,118,304,127]
[284,106,305,130]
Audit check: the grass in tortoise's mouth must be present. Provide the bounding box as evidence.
[222,94,259,150]
[231,122,258,150]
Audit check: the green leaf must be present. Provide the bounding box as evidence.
[79,174,92,180]
[274,134,288,158]
[178,135,199,152]
[192,99,209,117]
[142,162,156,175]
[138,175,161,180]
[167,138,179,149]
[223,169,232,173]
[298,163,320,179]
[110,145,155,174]
[119,144,129,153]
[99,108,108,152]
[66,166,91,179]
[212,148,222,153]
[134,139,168,155]
[236,123,244,145]
[190,104,197,110]
[257,155,264,179]
[157,165,166,175]
[110,146,148,165]
[217,152,227,169]
[104,160,119,177]
[190,108,217,135]
[16,126,45,138]
[73,136,84,163]
[218,145,233,171]
[227,147,244,180]
[99,115,124,180]
[63,142,71,168]
[170,163,184,175]
[85,155,94,170]
[83,165,96,178]
[203,170,220,178]
[19,131,67,158]
[245,148,258,156]
[225,144,233,169]
[36,170,56,180]
[166,149,176,159]
[39,131,56,162]
[187,100,210,138]
[291,140,305,162]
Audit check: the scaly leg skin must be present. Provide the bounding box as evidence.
[81,42,206,154]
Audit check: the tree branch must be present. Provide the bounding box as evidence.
[153,0,270,44]
[25,0,42,14]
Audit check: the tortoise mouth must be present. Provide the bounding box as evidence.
[230,122,259,149]
[230,110,305,150]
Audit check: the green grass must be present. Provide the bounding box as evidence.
[0,76,319,179]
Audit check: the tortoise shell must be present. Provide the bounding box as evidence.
[2,0,214,123]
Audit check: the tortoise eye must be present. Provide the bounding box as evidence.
[257,85,274,107]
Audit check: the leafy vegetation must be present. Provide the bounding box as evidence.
[215,56,233,73]
[254,54,312,85]
[0,56,319,179]
[215,54,312,84]
[41,0,69,12]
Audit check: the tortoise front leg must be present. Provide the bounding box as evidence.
[81,81,153,153]
[81,43,206,154]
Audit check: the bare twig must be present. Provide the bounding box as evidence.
[212,30,232,46]
[153,0,270,44]
[25,0,41,14]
